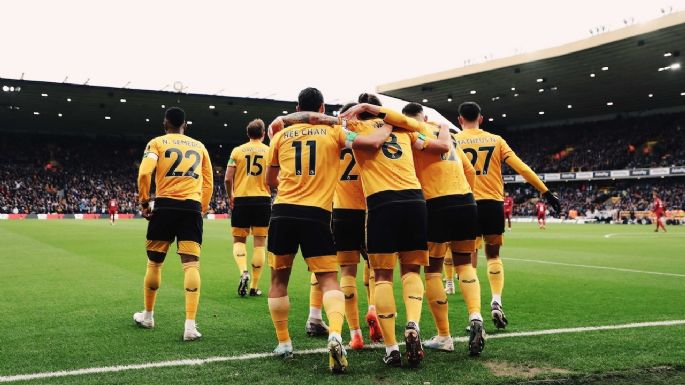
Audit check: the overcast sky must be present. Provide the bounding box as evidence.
[2,0,683,106]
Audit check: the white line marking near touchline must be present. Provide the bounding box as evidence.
[504,257,685,277]
[1,320,684,383]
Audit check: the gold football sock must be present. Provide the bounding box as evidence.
[375,281,397,347]
[456,263,482,315]
[340,275,360,330]
[363,264,370,304]
[487,257,504,303]
[425,273,450,336]
[250,246,265,290]
[268,296,291,343]
[233,242,247,273]
[182,261,201,320]
[367,267,376,308]
[322,290,345,335]
[144,261,163,312]
[401,272,424,324]
[444,250,455,281]
[309,273,323,311]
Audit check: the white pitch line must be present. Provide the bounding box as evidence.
[1,320,684,383]
[505,257,685,277]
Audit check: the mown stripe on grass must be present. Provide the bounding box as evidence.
[1,320,684,383]
[504,257,685,277]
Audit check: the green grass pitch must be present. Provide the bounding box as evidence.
[0,220,683,384]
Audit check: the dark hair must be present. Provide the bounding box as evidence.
[340,102,357,114]
[298,87,324,112]
[246,119,265,139]
[357,93,382,120]
[458,102,481,122]
[165,107,186,128]
[401,102,424,118]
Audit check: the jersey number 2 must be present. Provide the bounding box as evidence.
[164,148,200,179]
[340,149,358,181]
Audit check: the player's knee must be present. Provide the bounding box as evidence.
[180,254,199,264]
[147,251,166,264]
[451,252,471,266]
[425,257,443,273]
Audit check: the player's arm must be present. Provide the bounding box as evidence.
[341,104,429,134]
[503,143,560,212]
[224,151,237,210]
[418,122,450,154]
[458,146,477,190]
[137,140,159,217]
[266,135,280,189]
[345,123,393,151]
[200,148,214,214]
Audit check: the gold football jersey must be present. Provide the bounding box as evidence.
[267,124,346,211]
[138,133,214,211]
[227,140,271,198]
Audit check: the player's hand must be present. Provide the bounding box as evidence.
[227,196,234,211]
[339,104,369,121]
[268,117,285,139]
[141,205,153,221]
[543,191,561,213]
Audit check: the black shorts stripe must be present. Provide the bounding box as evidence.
[366,189,424,211]
[234,196,271,206]
[476,199,505,236]
[332,209,366,253]
[426,194,478,243]
[154,197,201,213]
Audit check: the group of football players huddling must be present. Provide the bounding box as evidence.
[134,87,560,373]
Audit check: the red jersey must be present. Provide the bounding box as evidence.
[653,198,664,216]
[108,199,117,212]
[535,201,546,216]
[503,197,514,213]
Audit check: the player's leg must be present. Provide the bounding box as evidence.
[485,238,507,329]
[249,234,267,296]
[424,249,453,352]
[231,204,251,296]
[421,200,451,351]
[268,262,293,358]
[249,204,270,296]
[398,200,429,366]
[367,204,401,366]
[306,272,328,336]
[134,210,173,329]
[479,200,508,329]
[232,233,250,296]
[177,210,204,341]
[266,217,297,358]
[362,260,382,343]
[332,209,366,348]
[301,220,348,373]
[443,250,456,294]
[452,239,485,356]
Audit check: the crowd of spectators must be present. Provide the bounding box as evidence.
[0,133,232,215]
[502,112,685,174]
[507,179,685,218]
[1,110,684,216]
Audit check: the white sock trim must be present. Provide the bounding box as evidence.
[492,294,502,306]
[184,319,196,330]
[309,307,322,320]
[143,311,153,320]
[385,344,400,355]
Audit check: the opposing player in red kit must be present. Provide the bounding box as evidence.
[652,191,667,232]
[109,198,118,225]
[503,192,514,231]
[535,198,546,229]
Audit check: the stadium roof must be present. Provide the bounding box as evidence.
[0,79,341,143]
[377,11,685,129]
